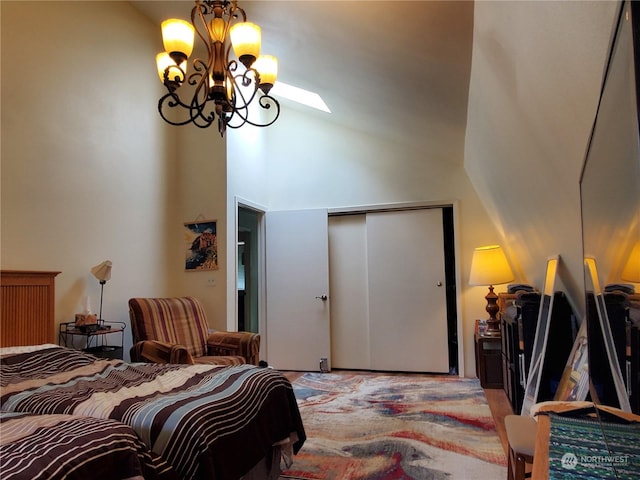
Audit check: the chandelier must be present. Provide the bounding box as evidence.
[156,0,280,136]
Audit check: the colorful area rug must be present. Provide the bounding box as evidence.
[281,372,506,480]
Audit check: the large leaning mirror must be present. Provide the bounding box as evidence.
[573,1,640,476]
[580,0,640,412]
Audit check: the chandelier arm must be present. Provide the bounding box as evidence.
[227,1,247,23]
[192,1,214,54]
[225,96,281,129]
[159,57,216,128]
[229,68,261,108]
[158,93,216,128]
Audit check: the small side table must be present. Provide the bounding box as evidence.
[59,319,125,360]
[475,320,503,389]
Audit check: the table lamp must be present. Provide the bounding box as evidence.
[469,245,514,335]
[91,260,112,322]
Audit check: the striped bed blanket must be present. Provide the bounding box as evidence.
[0,411,176,480]
[0,345,306,480]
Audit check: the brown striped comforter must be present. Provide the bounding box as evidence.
[0,345,305,480]
[0,412,176,480]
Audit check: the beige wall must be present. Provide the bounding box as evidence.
[0,1,228,358]
[2,1,626,377]
[227,106,502,376]
[465,1,620,317]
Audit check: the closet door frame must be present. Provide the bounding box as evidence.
[328,201,463,376]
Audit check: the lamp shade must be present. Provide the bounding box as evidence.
[621,243,640,282]
[254,54,278,93]
[229,22,261,67]
[91,260,112,283]
[156,52,187,84]
[161,19,195,59]
[469,245,514,286]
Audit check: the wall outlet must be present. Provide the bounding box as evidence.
[206,278,216,287]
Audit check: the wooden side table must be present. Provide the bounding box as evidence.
[475,320,503,389]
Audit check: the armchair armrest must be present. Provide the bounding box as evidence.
[130,340,195,364]
[207,331,260,365]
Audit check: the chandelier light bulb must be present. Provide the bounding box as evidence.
[254,55,278,94]
[229,22,261,68]
[161,19,195,60]
[156,52,187,84]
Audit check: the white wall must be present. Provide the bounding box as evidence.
[172,124,228,329]
[0,1,228,358]
[465,1,620,316]
[227,105,502,376]
[3,1,623,377]
[226,123,270,331]
[1,1,172,357]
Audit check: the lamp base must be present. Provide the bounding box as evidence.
[482,320,502,335]
[484,285,501,335]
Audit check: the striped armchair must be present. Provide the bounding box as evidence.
[128,296,260,366]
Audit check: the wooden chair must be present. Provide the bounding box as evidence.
[504,414,536,480]
[129,296,260,366]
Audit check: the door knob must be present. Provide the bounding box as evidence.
[437,281,443,287]
[315,295,328,301]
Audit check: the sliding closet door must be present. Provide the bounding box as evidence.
[367,209,449,372]
[329,208,449,373]
[329,214,370,369]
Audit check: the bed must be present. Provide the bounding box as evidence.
[0,344,306,480]
[0,411,177,480]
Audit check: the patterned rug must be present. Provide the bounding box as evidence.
[281,372,507,480]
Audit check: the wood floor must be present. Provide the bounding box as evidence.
[484,386,514,457]
[284,370,514,458]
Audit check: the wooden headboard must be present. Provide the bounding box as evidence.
[1,270,60,347]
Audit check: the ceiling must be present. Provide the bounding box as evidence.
[131,1,474,156]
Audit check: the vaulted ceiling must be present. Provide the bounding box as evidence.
[131,1,474,158]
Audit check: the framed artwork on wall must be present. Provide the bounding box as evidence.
[184,220,218,271]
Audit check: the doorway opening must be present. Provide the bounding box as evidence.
[238,206,260,333]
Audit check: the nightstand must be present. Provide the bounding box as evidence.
[59,319,125,359]
[475,320,503,389]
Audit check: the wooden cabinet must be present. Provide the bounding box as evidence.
[475,322,503,389]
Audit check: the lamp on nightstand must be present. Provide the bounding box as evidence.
[469,245,514,335]
[621,243,640,283]
[91,260,112,322]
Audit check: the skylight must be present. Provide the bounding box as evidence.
[270,82,331,113]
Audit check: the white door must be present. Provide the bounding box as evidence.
[367,209,449,372]
[329,214,370,369]
[265,209,330,371]
[330,208,449,373]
